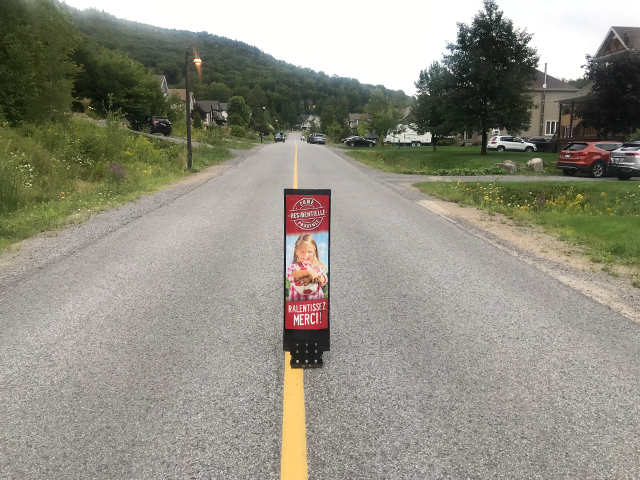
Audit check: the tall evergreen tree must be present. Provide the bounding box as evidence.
[443,0,538,154]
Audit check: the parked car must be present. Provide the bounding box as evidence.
[608,141,640,180]
[522,136,551,152]
[309,133,326,145]
[487,136,536,152]
[556,141,623,178]
[275,133,285,142]
[340,136,357,143]
[345,136,375,147]
[363,133,378,145]
[131,116,172,136]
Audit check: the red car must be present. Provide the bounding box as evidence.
[556,141,623,178]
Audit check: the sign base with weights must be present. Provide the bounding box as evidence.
[283,189,330,368]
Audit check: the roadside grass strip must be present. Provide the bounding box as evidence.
[0,117,233,253]
[416,180,640,271]
[345,145,560,176]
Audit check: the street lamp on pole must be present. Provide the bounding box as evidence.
[185,45,202,170]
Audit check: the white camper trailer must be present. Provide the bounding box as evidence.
[384,124,432,146]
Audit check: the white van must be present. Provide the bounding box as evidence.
[384,124,432,146]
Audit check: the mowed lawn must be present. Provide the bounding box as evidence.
[343,145,561,176]
[341,144,640,282]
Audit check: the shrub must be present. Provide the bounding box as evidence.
[437,139,451,146]
[231,125,247,138]
[106,163,126,181]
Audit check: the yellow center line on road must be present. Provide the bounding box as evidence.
[281,141,307,480]
[293,142,298,189]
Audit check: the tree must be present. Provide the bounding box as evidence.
[26,0,80,123]
[209,82,231,102]
[414,62,455,151]
[73,43,167,121]
[357,120,369,137]
[443,0,538,154]
[576,51,640,136]
[327,121,344,142]
[364,89,402,146]
[227,95,250,127]
[260,109,272,135]
[193,112,202,129]
[0,0,45,124]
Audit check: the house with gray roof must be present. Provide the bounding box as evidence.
[298,114,321,131]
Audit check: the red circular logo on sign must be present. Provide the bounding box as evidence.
[290,198,327,231]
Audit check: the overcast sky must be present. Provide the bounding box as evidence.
[60,0,639,96]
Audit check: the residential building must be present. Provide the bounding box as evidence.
[298,114,321,131]
[168,89,195,112]
[345,113,370,133]
[553,26,640,151]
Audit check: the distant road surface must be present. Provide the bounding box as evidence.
[1,137,639,479]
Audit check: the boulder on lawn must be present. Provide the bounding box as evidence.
[526,158,544,172]
[494,160,518,174]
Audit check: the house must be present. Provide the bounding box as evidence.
[219,103,228,125]
[193,100,216,124]
[552,26,640,150]
[193,100,228,126]
[154,75,169,96]
[519,70,578,139]
[455,69,578,146]
[168,89,195,112]
[298,114,321,131]
[345,113,370,133]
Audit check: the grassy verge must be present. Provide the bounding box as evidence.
[415,179,640,278]
[344,145,560,176]
[0,115,234,254]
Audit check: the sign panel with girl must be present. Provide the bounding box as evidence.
[284,189,330,358]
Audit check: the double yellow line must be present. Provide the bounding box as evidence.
[281,142,307,479]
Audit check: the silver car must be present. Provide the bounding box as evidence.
[608,141,640,180]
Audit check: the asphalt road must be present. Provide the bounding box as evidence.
[1,137,639,479]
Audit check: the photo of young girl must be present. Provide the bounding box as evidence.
[286,233,328,301]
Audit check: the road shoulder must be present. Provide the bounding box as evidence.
[0,147,259,285]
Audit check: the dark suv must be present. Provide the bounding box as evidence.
[131,116,172,136]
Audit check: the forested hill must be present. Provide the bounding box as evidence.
[60,3,410,126]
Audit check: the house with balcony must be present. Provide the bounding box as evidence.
[552,26,640,151]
